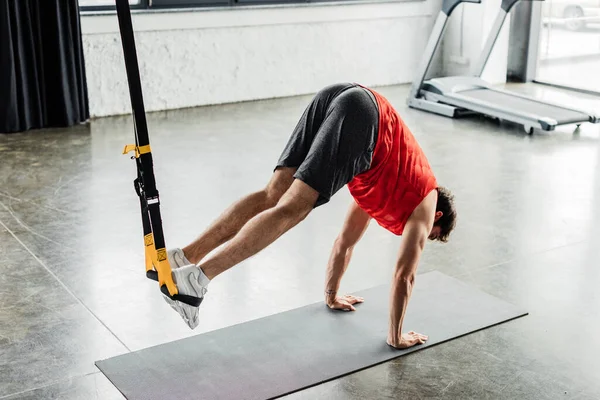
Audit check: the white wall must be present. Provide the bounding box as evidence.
[80,0,442,118]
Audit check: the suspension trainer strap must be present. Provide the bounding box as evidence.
[114,0,180,297]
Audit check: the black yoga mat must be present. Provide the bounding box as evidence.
[96,271,527,400]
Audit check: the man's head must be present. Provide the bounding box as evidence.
[428,186,456,242]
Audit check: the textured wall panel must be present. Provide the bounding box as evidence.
[82,12,435,117]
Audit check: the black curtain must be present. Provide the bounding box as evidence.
[0,0,89,134]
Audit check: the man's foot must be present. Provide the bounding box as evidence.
[164,264,210,329]
[387,331,429,349]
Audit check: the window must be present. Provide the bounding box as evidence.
[534,0,600,93]
[79,0,142,7]
[150,0,230,7]
[79,0,356,11]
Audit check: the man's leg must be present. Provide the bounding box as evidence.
[198,178,319,280]
[180,167,296,264]
[168,178,317,329]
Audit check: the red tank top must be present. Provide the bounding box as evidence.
[348,87,438,235]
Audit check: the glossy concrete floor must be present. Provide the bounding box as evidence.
[1,83,600,400]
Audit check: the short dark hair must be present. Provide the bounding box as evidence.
[433,186,456,243]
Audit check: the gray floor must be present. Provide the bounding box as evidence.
[1,83,600,400]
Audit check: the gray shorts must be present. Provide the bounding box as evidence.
[275,83,379,207]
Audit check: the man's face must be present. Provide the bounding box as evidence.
[428,225,442,241]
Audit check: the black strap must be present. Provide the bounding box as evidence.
[115,0,158,192]
[115,0,168,283]
[114,0,204,305]
[115,0,146,150]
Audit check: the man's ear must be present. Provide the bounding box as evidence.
[434,211,443,222]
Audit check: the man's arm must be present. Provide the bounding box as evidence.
[387,202,434,348]
[324,200,371,310]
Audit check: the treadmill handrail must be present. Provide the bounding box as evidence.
[470,9,509,77]
[408,0,482,103]
[503,0,543,12]
[501,0,523,12]
[472,0,544,77]
[443,0,481,16]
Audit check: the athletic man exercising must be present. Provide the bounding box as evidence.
[163,83,457,350]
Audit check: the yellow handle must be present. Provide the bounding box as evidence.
[123,144,151,158]
[144,233,178,296]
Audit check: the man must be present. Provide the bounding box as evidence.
[163,82,457,350]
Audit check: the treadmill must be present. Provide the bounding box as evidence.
[407,0,599,134]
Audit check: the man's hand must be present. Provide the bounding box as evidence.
[387,331,429,349]
[326,294,364,311]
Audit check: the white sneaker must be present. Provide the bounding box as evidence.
[161,248,193,308]
[162,248,193,297]
[165,264,210,329]
[167,248,193,270]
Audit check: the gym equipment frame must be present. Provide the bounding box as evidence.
[407,0,599,134]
